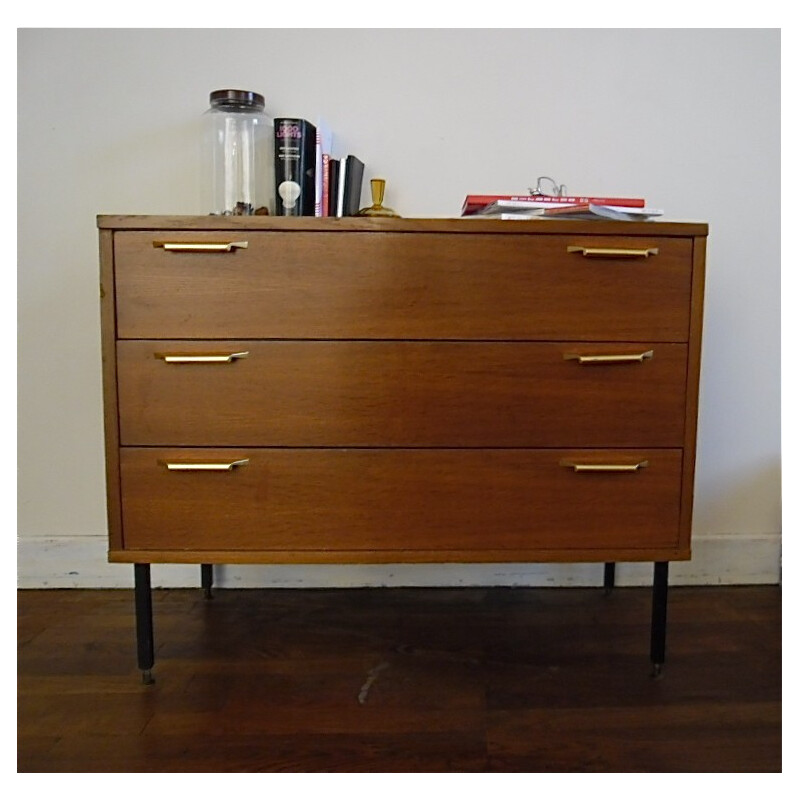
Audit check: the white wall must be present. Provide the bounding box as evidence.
[17,28,781,588]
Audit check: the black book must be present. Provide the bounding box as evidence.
[328,158,340,217]
[336,154,365,217]
[274,118,317,216]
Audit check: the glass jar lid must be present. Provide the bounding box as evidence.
[209,89,265,111]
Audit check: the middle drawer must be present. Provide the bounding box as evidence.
[118,340,687,447]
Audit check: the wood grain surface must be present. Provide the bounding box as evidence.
[18,585,780,772]
[117,340,688,447]
[118,448,684,555]
[113,231,693,341]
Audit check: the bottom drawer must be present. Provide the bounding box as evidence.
[119,448,683,555]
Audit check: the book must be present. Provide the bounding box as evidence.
[475,199,585,215]
[475,201,597,217]
[274,118,317,216]
[328,158,340,216]
[321,154,331,217]
[344,155,365,216]
[335,158,347,217]
[462,193,646,216]
[469,204,664,222]
[473,199,660,218]
[335,155,365,217]
[587,204,663,221]
[314,119,333,217]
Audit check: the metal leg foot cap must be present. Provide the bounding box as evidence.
[650,663,663,679]
[141,669,155,685]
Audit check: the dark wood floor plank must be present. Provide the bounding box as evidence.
[38,731,490,773]
[18,585,781,772]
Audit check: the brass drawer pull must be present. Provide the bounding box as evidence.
[564,350,654,364]
[153,240,249,252]
[155,351,249,364]
[567,246,659,258]
[158,458,250,472]
[560,459,649,473]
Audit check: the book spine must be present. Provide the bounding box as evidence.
[329,159,340,217]
[517,195,645,207]
[315,120,333,217]
[321,153,331,217]
[274,118,317,216]
[336,158,348,218]
[314,128,323,217]
[302,123,317,216]
[343,156,365,216]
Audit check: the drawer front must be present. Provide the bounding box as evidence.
[119,448,683,553]
[114,231,693,341]
[117,340,688,447]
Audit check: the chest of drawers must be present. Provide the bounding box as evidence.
[98,215,707,680]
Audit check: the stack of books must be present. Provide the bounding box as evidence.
[274,117,365,217]
[461,194,663,222]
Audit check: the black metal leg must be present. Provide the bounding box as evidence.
[603,562,616,594]
[134,563,155,685]
[201,563,214,599]
[650,561,669,676]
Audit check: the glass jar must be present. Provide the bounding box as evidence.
[204,89,274,215]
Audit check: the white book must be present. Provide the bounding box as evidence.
[588,204,664,220]
[476,199,580,215]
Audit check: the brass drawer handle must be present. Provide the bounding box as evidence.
[158,458,250,472]
[567,246,659,258]
[560,459,649,473]
[564,350,654,364]
[153,240,249,252]
[155,351,249,364]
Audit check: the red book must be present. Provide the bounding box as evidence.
[461,193,646,216]
[321,153,331,216]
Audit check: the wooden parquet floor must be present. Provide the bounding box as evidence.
[18,585,781,772]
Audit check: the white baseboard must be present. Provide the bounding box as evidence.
[17,533,781,589]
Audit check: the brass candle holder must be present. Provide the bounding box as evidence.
[358,178,400,217]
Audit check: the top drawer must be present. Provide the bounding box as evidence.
[113,231,694,341]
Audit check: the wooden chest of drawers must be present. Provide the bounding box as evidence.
[98,215,707,679]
